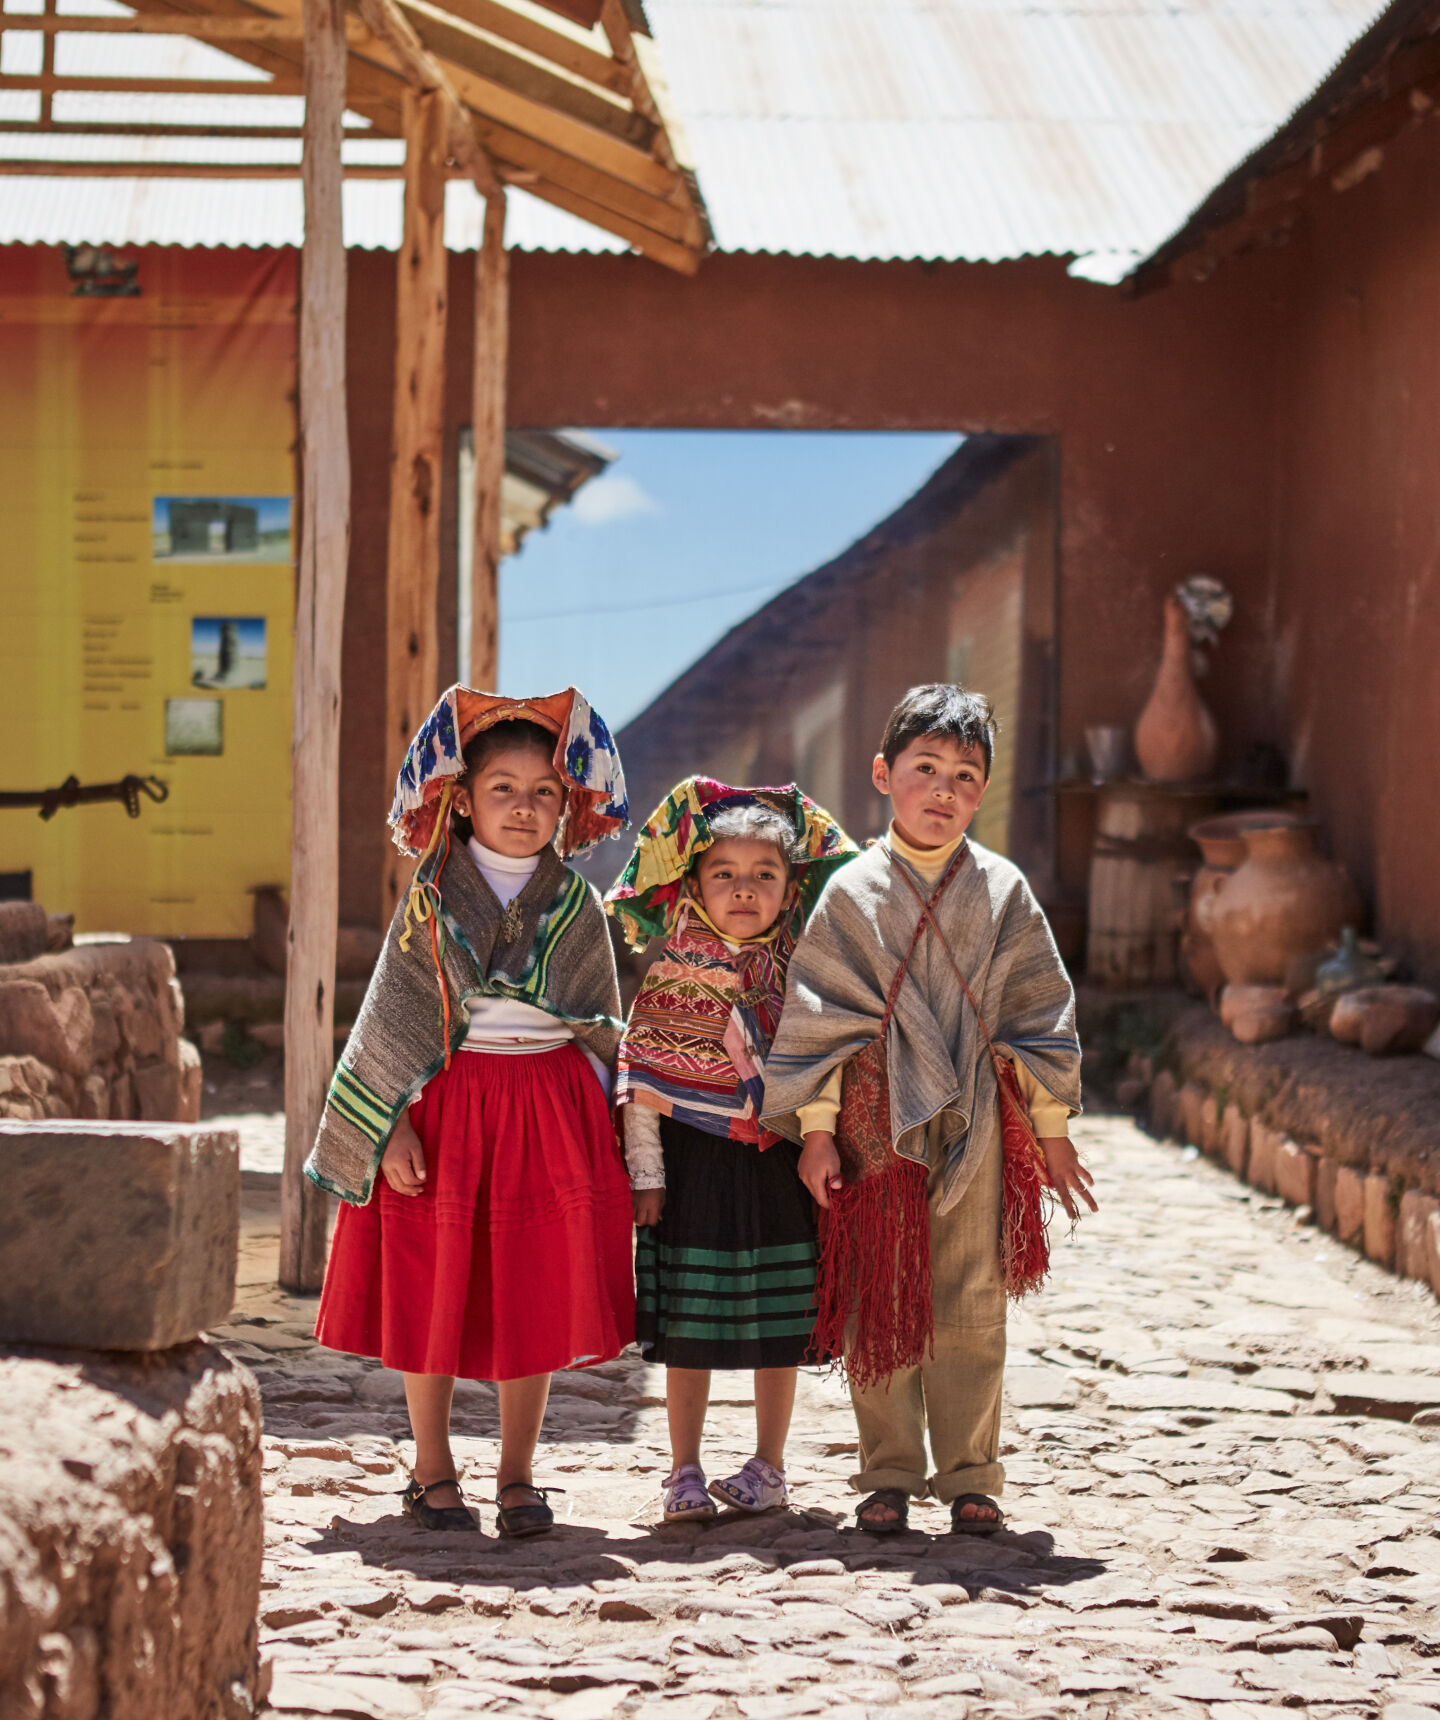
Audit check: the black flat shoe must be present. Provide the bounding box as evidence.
[401,1476,479,1533]
[494,1481,563,1539]
[856,1487,910,1534]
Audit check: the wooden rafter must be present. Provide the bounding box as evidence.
[355,0,501,196]
[0,0,709,271]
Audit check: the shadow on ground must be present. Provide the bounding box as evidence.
[295,1503,1107,1599]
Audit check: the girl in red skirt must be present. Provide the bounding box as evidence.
[307,686,633,1537]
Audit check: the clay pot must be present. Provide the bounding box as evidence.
[1182,810,1303,1003]
[1209,823,1362,987]
[1134,594,1218,783]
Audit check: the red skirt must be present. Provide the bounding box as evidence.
[315,1044,635,1381]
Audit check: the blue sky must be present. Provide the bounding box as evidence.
[498,430,963,730]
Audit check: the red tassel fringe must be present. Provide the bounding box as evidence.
[996,1055,1053,1298]
[810,1153,933,1392]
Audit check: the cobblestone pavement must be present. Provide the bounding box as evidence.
[220,1112,1440,1720]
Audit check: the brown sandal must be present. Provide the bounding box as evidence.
[950,1493,1004,1536]
[856,1487,909,1534]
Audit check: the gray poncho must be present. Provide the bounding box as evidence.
[762,838,1081,1215]
[305,841,622,1205]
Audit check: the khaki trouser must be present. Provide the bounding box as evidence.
[848,1117,1006,1502]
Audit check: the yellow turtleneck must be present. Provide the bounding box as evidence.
[794,823,1071,1140]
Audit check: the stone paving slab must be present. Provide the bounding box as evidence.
[220,1113,1440,1720]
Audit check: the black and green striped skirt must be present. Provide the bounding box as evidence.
[635,1116,818,1370]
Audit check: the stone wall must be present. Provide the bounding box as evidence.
[1140,1006,1440,1302]
[0,939,200,1124]
[0,1341,265,1720]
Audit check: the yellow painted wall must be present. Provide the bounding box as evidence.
[0,247,296,936]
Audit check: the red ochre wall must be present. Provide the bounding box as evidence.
[1258,116,1440,983]
[337,241,1289,928]
[23,177,1416,967]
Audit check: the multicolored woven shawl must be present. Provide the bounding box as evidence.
[607,776,859,1148]
[615,900,792,1146]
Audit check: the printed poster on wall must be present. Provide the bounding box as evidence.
[0,246,297,937]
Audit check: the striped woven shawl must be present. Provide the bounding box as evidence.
[305,840,622,1205]
[761,838,1081,1216]
[615,901,791,1146]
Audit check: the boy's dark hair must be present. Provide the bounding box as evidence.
[701,804,802,874]
[450,718,559,841]
[879,683,995,777]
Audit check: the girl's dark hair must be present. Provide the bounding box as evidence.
[449,718,559,842]
[701,804,802,874]
[879,682,995,776]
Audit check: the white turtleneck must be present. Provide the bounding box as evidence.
[460,838,609,1094]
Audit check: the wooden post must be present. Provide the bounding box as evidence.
[282,0,350,1291]
[381,86,450,924]
[468,189,507,694]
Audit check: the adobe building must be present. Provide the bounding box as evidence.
[2,0,1436,985]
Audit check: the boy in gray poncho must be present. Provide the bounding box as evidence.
[762,683,1095,1537]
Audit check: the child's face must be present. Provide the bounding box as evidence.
[872,732,989,849]
[694,838,791,939]
[455,743,566,858]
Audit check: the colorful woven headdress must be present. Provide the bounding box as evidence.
[389,685,628,860]
[605,776,858,952]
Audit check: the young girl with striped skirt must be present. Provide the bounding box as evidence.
[307,685,633,1538]
[606,778,855,1522]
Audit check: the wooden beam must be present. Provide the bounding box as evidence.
[381,85,450,926]
[0,156,413,175]
[355,0,501,196]
[436,0,624,96]
[599,0,699,195]
[39,0,53,128]
[396,0,649,146]
[104,0,410,139]
[468,188,507,693]
[437,53,672,194]
[282,0,350,1294]
[13,14,312,36]
[531,0,604,31]
[502,167,701,271]
[0,73,307,94]
[465,109,700,242]
[3,118,359,134]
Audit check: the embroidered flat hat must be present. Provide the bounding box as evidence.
[389,685,628,859]
[605,775,858,951]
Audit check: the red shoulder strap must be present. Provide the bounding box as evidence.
[888,847,1002,1063]
[878,844,969,1034]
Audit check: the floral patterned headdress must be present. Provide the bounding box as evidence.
[389,685,628,860]
[604,776,858,952]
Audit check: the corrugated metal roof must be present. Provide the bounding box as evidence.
[0,175,628,252]
[1129,0,1439,289]
[0,0,1393,265]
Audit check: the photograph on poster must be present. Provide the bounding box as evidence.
[153,495,291,562]
[165,698,224,756]
[191,616,266,689]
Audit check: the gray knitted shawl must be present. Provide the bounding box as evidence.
[761,838,1081,1215]
[305,841,622,1205]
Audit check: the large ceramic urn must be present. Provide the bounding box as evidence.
[1135,594,1219,783]
[1182,810,1303,1002]
[1209,822,1361,987]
